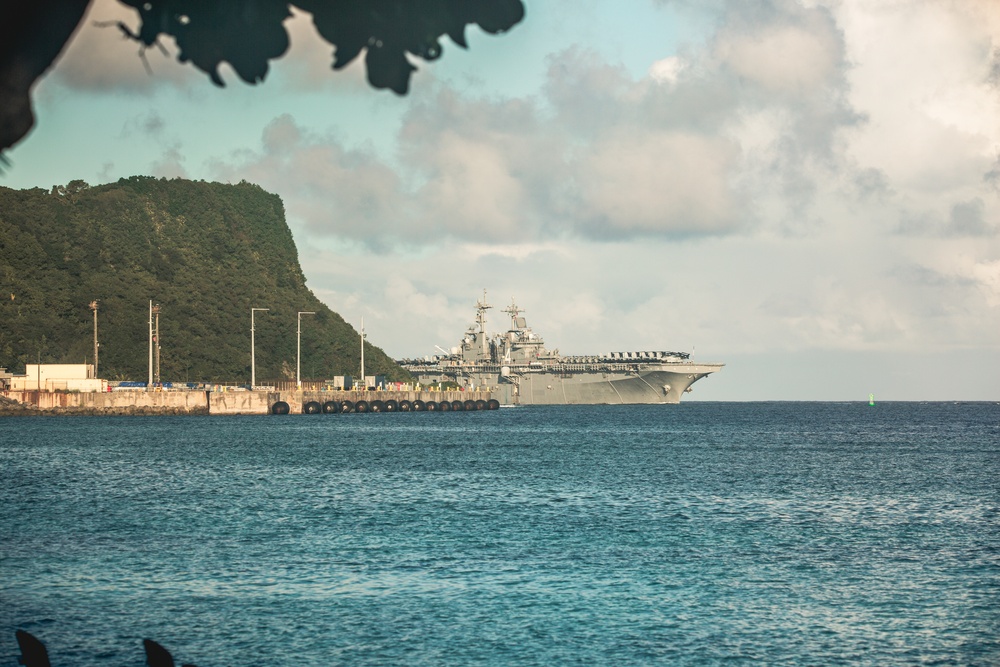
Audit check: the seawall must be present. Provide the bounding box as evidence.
[1,389,494,416]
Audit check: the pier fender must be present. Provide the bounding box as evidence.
[303,401,322,414]
[475,399,487,411]
[322,401,339,414]
[271,401,290,415]
[464,400,476,411]
[413,400,427,411]
[487,399,500,410]
[437,401,450,412]
[355,400,370,413]
[340,400,355,414]
[370,400,385,413]
[451,400,464,411]
[398,400,412,412]
[384,399,399,412]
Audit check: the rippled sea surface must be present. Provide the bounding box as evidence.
[2,403,998,666]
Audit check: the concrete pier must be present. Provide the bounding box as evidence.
[1,389,495,416]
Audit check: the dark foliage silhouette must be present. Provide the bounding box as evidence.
[15,630,51,667]
[14,632,198,667]
[0,1,525,154]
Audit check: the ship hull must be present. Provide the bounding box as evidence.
[428,364,723,405]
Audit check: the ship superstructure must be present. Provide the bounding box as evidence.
[399,292,723,405]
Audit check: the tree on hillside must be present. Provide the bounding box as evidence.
[0,0,525,154]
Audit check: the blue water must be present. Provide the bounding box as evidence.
[1,403,998,666]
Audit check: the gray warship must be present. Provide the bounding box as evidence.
[399,293,723,405]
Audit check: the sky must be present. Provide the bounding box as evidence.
[4,0,999,400]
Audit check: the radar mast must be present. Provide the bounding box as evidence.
[504,299,525,330]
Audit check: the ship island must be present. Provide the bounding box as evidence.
[399,293,723,405]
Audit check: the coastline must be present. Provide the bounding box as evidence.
[0,389,494,417]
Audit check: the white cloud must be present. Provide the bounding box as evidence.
[648,55,686,84]
[52,0,199,92]
[573,130,741,236]
[713,13,842,95]
[150,145,188,180]
[839,0,1000,201]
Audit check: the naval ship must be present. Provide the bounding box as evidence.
[398,293,723,405]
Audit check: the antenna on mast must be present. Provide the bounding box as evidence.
[475,289,492,334]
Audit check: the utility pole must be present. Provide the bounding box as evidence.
[251,307,269,388]
[89,300,99,378]
[360,317,366,388]
[152,304,161,385]
[297,311,315,389]
[148,300,153,389]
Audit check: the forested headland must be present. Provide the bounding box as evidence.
[0,176,408,383]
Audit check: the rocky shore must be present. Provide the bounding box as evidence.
[0,395,38,416]
[0,396,208,417]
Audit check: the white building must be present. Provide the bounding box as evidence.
[9,364,106,392]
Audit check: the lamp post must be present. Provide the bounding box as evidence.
[89,300,99,378]
[297,311,315,389]
[251,307,269,388]
[152,304,161,386]
[148,300,153,390]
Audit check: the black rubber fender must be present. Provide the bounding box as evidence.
[463,400,476,411]
[475,399,487,411]
[355,400,370,413]
[370,400,384,413]
[487,399,500,410]
[384,399,398,412]
[451,400,463,411]
[413,400,426,411]
[340,400,354,414]
[399,400,412,412]
[271,401,290,415]
[322,401,339,414]
[303,401,322,414]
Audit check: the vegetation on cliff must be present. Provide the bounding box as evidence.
[0,176,407,383]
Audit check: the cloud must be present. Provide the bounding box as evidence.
[150,146,188,180]
[189,0,999,369]
[840,0,1000,202]
[571,130,741,236]
[712,5,842,96]
[947,198,994,237]
[52,0,200,92]
[210,114,408,249]
[648,56,686,84]
[208,6,859,249]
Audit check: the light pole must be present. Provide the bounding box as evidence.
[251,307,269,388]
[152,304,161,386]
[89,300,99,378]
[297,311,315,389]
[148,300,153,390]
[360,317,366,388]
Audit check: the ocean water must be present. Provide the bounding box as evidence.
[1,402,998,666]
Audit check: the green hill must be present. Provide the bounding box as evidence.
[0,176,408,383]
